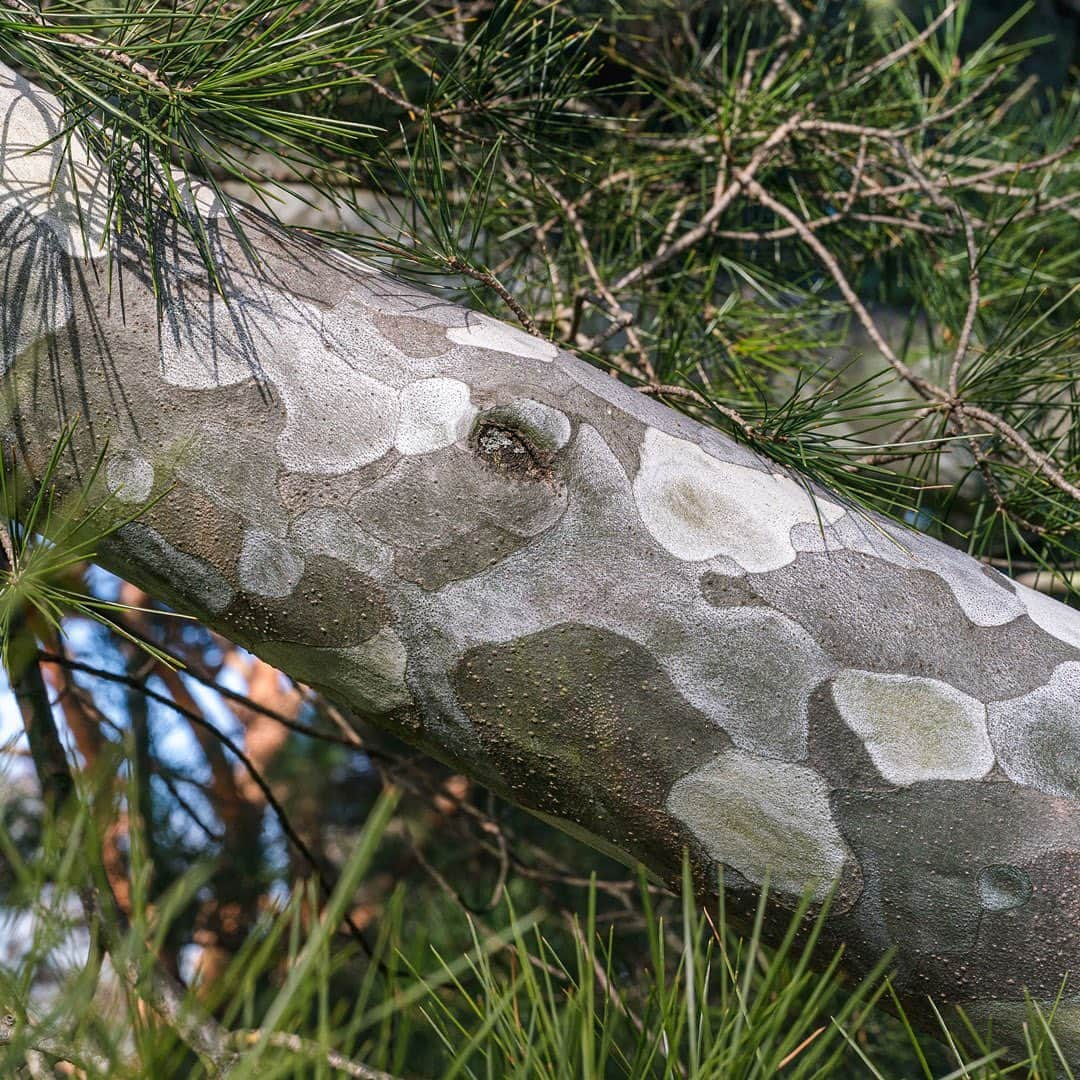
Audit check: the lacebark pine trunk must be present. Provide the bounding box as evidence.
[2,63,1077,1056]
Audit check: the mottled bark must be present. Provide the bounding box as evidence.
[1,64,1078,1056]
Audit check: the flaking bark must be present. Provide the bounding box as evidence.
[1,63,1078,1058]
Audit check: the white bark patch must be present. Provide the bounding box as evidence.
[106,451,155,504]
[666,606,831,760]
[159,295,400,474]
[0,64,108,257]
[395,378,476,455]
[446,314,557,362]
[988,661,1080,800]
[831,670,994,785]
[633,429,845,571]
[2,248,73,370]
[931,561,1025,627]
[1014,581,1080,650]
[272,359,398,474]
[170,170,228,219]
[340,628,411,712]
[239,530,304,598]
[293,508,388,574]
[158,312,254,390]
[667,751,853,902]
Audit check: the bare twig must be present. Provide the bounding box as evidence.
[447,256,542,337]
[231,1030,402,1080]
[744,179,944,402]
[957,404,1080,504]
[0,0,175,92]
[540,178,654,377]
[612,113,806,293]
[830,3,959,97]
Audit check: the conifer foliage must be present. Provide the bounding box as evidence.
[0,0,1078,1075]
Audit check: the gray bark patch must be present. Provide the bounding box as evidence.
[703,551,1075,702]
[988,662,1080,800]
[107,524,234,614]
[351,445,567,589]
[452,622,730,878]
[832,784,1080,999]
[227,556,390,647]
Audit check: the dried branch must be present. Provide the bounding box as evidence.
[7,653,239,1073]
[38,651,381,960]
[231,1030,402,1079]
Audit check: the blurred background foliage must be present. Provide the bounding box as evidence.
[0,0,1079,1074]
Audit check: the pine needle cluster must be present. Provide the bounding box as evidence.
[1,0,1077,576]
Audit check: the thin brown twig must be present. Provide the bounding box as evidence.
[540,177,654,377]
[761,0,804,92]
[0,0,174,92]
[231,1030,401,1080]
[744,179,944,402]
[957,404,1080,504]
[830,2,959,97]
[612,113,806,294]
[71,615,363,750]
[947,201,980,399]
[447,256,541,337]
[854,137,1079,200]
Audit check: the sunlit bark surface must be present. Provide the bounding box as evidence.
[2,63,1078,1054]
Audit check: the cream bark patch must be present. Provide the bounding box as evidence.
[446,313,557,362]
[633,429,845,571]
[106,451,155,504]
[831,670,994,785]
[395,378,476,455]
[988,661,1080,800]
[1014,581,1080,651]
[272,353,398,474]
[666,751,854,902]
[0,64,108,257]
[159,289,400,474]
[239,530,304,599]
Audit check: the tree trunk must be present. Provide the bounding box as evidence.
[2,63,1078,1056]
